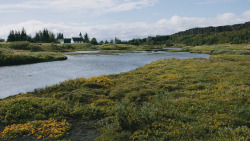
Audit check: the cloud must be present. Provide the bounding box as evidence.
[0,10,249,41]
[242,10,250,20]
[0,0,159,14]
[197,0,236,5]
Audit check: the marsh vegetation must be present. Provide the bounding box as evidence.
[0,43,249,140]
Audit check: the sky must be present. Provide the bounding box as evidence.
[0,0,250,41]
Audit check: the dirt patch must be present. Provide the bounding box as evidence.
[62,120,100,141]
[0,123,5,133]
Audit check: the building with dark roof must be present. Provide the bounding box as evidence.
[59,37,83,44]
[64,38,72,43]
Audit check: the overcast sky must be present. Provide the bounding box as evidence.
[0,0,249,41]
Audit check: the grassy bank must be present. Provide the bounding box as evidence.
[0,44,249,140]
[0,42,69,66]
[0,48,67,66]
[182,44,250,55]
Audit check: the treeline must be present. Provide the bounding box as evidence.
[7,28,32,42]
[123,22,250,46]
[7,28,65,43]
[171,28,250,46]
[173,21,250,36]
[5,28,100,44]
[7,28,64,43]
[5,22,250,46]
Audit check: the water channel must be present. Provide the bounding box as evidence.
[0,51,210,99]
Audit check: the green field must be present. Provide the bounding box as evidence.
[0,44,249,140]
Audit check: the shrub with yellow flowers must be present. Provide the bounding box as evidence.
[85,76,114,88]
[0,119,70,141]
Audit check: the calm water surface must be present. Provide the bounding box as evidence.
[0,51,210,99]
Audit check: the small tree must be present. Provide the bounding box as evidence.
[57,33,64,39]
[84,33,90,43]
[0,38,5,42]
[20,28,28,41]
[115,37,122,44]
[7,30,15,42]
[99,40,104,44]
[110,39,114,44]
[79,32,84,41]
[90,38,98,45]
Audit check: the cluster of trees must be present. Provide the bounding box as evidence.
[7,28,32,42]
[79,32,106,45]
[6,28,63,43]
[33,29,58,43]
[78,32,97,45]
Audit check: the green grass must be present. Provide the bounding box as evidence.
[0,44,249,140]
[181,44,250,55]
[0,42,70,66]
[0,48,67,66]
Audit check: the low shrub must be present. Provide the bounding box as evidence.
[210,49,233,55]
[28,44,43,52]
[8,41,30,50]
[0,119,70,140]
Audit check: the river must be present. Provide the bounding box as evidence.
[0,51,210,99]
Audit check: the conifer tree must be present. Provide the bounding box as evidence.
[57,33,64,39]
[7,30,15,42]
[84,33,90,43]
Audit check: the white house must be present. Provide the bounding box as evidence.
[71,37,83,43]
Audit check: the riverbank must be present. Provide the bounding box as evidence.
[0,49,67,66]
[0,42,171,66]
[0,44,249,140]
[0,42,69,66]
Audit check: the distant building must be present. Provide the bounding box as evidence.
[71,37,83,43]
[58,39,64,44]
[64,38,72,44]
[59,37,83,44]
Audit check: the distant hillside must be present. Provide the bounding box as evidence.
[173,22,250,36]
[124,22,250,46]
